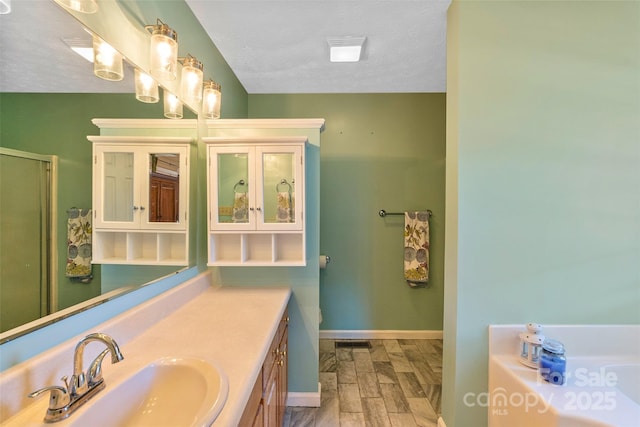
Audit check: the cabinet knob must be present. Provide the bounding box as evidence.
[250,207,255,211]
[278,360,284,366]
[256,207,262,212]
[139,206,145,211]
[132,206,139,211]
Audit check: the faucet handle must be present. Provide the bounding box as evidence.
[28,383,70,410]
[87,348,111,386]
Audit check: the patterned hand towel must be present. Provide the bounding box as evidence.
[277,191,292,222]
[66,208,92,279]
[232,192,248,223]
[404,211,430,287]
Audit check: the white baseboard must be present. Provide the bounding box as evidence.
[319,330,443,340]
[437,416,447,427]
[286,382,321,407]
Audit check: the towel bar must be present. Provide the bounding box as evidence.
[378,209,432,218]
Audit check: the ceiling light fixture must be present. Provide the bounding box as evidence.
[145,19,178,81]
[327,36,366,63]
[55,0,97,14]
[202,80,222,119]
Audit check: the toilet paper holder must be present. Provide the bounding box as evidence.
[319,255,331,269]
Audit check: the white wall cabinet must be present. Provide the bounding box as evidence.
[205,137,306,266]
[88,136,191,265]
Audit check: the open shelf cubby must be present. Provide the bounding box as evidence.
[93,231,187,265]
[208,232,305,266]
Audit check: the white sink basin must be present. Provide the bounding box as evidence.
[72,357,228,427]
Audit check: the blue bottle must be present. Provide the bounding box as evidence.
[539,339,566,385]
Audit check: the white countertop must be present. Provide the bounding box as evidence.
[0,271,291,427]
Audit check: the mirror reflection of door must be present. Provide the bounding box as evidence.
[0,152,51,333]
[149,154,180,223]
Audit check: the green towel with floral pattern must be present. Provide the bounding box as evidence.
[404,211,430,287]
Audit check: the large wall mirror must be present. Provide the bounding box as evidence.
[0,0,197,341]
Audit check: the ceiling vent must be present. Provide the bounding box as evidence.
[327,36,366,63]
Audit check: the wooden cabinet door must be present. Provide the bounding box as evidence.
[264,367,278,427]
[277,330,288,426]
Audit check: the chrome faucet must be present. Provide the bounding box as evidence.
[28,332,124,423]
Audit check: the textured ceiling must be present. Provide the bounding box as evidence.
[186,0,451,93]
[0,0,450,94]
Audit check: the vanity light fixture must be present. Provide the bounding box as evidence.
[163,90,183,119]
[93,35,124,81]
[202,80,222,119]
[327,36,366,62]
[55,0,97,14]
[179,54,204,106]
[145,19,178,81]
[134,69,160,103]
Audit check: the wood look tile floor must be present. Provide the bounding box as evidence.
[283,339,443,427]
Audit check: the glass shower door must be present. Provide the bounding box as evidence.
[0,152,50,333]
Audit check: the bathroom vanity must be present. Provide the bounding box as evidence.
[0,271,290,426]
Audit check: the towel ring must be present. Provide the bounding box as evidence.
[276,179,292,193]
[233,179,247,192]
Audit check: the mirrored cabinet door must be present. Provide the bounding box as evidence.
[209,146,255,231]
[257,146,303,231]
[94,144,188,231]
[103,151,135,224]
[147,153,182,224]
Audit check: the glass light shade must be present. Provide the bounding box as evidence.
[56,0,97,13]
[0,0,11,14]
[93,37,123,81]
[163,91,183,119]
[147,21,178,81]
[135,69,159,103]
[202,81,222,119]
[180,56,204,106]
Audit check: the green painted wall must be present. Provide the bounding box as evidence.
[443,2,640,427]
[249,94,446,332]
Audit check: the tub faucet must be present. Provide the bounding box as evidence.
[28,332,124,423]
